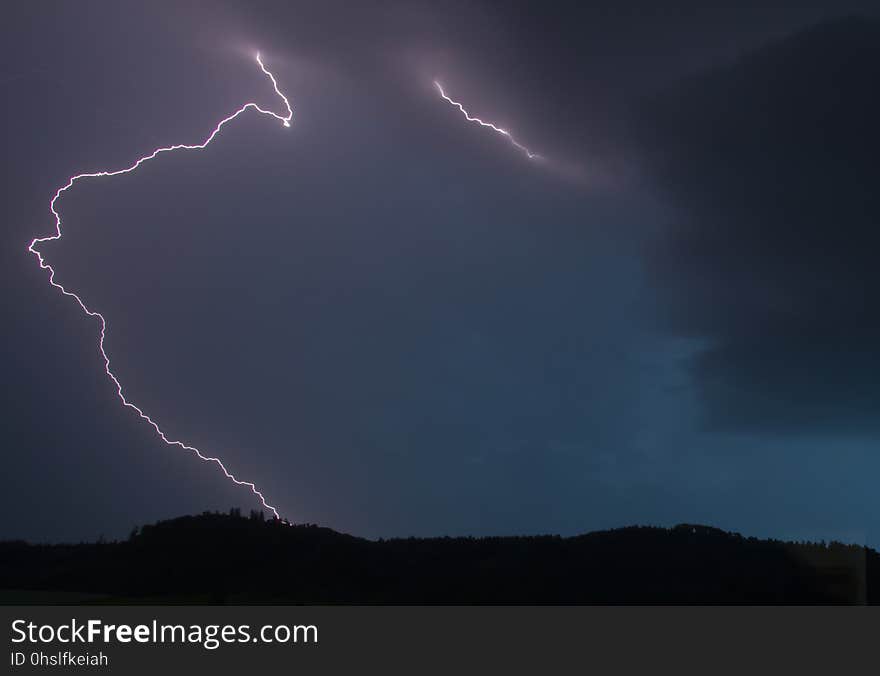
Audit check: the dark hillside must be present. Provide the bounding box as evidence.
[1,513,875,603]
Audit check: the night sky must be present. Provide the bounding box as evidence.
[4,1,880,544]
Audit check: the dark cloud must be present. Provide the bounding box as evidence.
[637,17,880,434]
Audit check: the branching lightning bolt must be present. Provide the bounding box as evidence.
[433,80,540,160]
[27,53,293,520]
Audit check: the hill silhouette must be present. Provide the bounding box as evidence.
[1,512,876,603]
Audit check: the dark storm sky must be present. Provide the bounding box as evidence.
[3,1,880,543]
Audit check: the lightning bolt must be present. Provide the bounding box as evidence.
[27,53,293,521]
[433,80,541,160]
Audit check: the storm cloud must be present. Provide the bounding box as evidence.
[637,17,880,435]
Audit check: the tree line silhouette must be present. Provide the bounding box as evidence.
[1,512,876,603]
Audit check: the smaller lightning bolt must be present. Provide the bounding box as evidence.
[433,80,540,160]
[256,52,292,127]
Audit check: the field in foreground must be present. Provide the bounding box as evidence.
[2,513,876,604]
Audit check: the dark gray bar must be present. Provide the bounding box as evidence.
[1,606,875,674]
